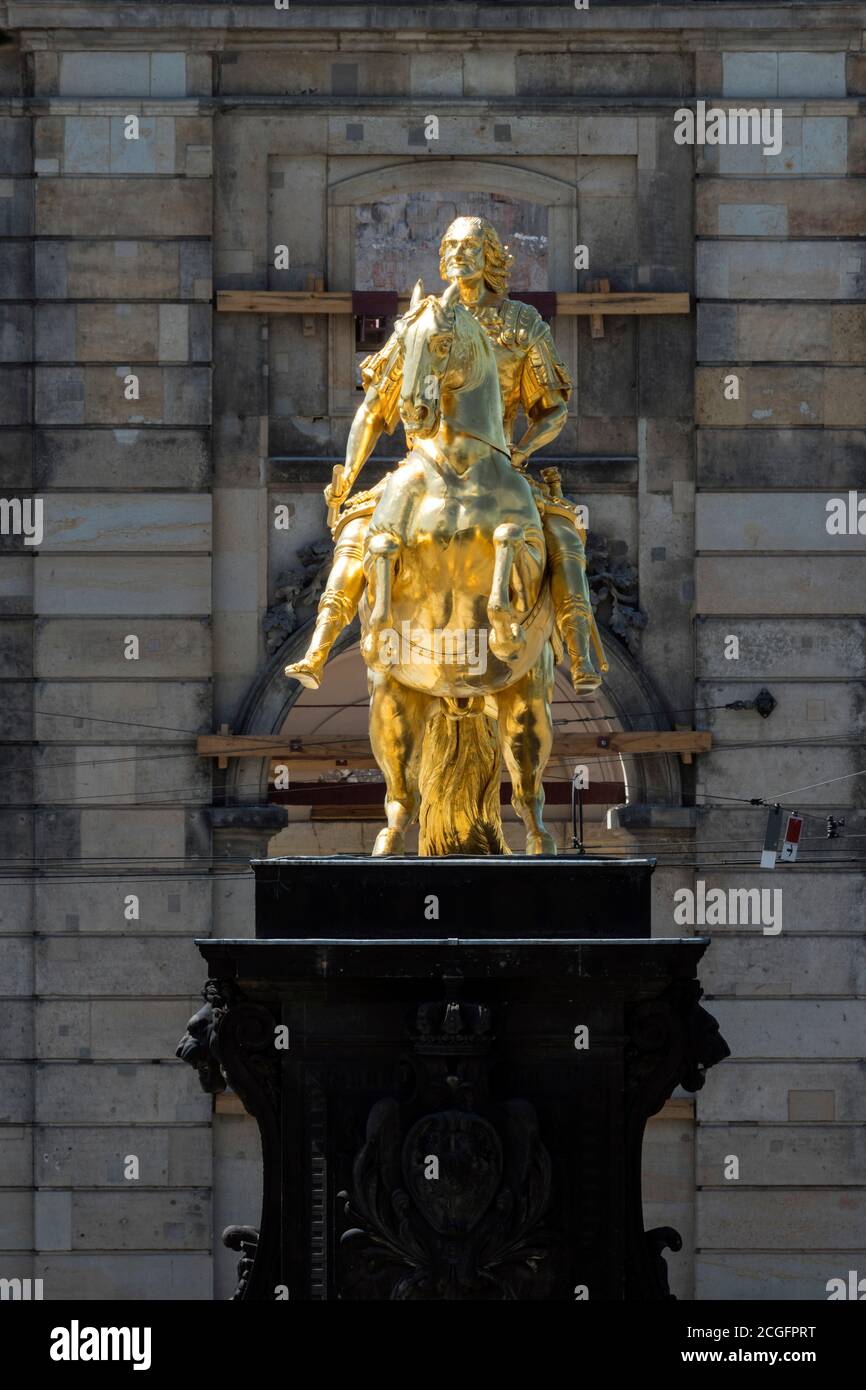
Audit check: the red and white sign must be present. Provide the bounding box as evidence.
[780,813,803,862]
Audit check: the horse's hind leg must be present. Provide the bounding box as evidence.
[368,669,431,856]
[495,643,557,855]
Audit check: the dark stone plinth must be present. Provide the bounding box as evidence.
[252,854,655,939]
[179,926,729,1301]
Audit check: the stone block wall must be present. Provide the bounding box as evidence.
[0,25,217,1299]
[689,36,866,1294]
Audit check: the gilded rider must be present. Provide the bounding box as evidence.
[285,215,604,694]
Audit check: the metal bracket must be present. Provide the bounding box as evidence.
[724,687,776,719]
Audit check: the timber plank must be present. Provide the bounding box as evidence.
[197,730,712,766]
[217,290,690,317]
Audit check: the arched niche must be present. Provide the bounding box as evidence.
[329,161,577,208]
[326,158,578,415]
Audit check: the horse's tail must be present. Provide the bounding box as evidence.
[418,699,508,856]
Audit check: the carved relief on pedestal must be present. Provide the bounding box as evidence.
[178,947,730,1302]
[338,1001,558,1301]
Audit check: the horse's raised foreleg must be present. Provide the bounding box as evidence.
[361,530,401,672]
[495,643,557,855]
[368,670,431,856]
[487,523,526,664]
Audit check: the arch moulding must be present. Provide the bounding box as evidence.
[326,157,579,414]
[227,622,682,814]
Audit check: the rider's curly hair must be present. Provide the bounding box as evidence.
[439,216,514,296]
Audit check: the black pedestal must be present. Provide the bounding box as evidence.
[252,855,654,938]
[178,858,729,1301]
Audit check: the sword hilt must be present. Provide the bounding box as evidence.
[326,464,345,530]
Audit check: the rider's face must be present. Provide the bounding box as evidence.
[442,227,485,283]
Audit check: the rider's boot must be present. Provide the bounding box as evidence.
[543,511,603,695]
[558,594,603,696]
[286,514,369,689]
[284,591,354,690]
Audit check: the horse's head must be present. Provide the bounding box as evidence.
[395,280,482,440]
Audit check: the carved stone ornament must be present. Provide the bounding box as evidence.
[338,999,558,1300]
[263,539,332,654]
[175,978,237,1094]
[623,978,731,1298]
[222,1226,261,1302]
[584,531,647,654]
[180,927,731,1301]
[177,980,282,1300]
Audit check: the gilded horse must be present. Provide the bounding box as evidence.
[360,281,558,857]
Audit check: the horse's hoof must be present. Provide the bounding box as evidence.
[489,622,525,665]
[372,828,405,857]
[284,659,322,690]
[526,831,557,856]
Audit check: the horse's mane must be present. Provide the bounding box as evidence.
[395,296,488,392]
[392,297,431,338]
[451,302,487,392]
[395,295,504,453]
[397,296,483,369]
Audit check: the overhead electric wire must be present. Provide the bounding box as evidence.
[26,692,776,740]
[12,754,865,808]
[765,767,866,800]
[1,699,856,874]
[12,737,861,795]
[0,858,862,886]
[0,840,862,867]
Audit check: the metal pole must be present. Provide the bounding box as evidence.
[571,769,584,854]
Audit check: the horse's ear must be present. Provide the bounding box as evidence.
[440,281,460,310]
[409,278,424,309]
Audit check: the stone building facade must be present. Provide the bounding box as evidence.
[0,0,863,1300]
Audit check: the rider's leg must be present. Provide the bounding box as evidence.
[284,514,369,690]
[496,644,557,855]
[543,511,602,694]
[368,669,431,856]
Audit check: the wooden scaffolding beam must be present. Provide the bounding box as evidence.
[216,289,690,318]
[198,729,711,776]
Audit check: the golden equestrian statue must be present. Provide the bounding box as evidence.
[285,215,607,857]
